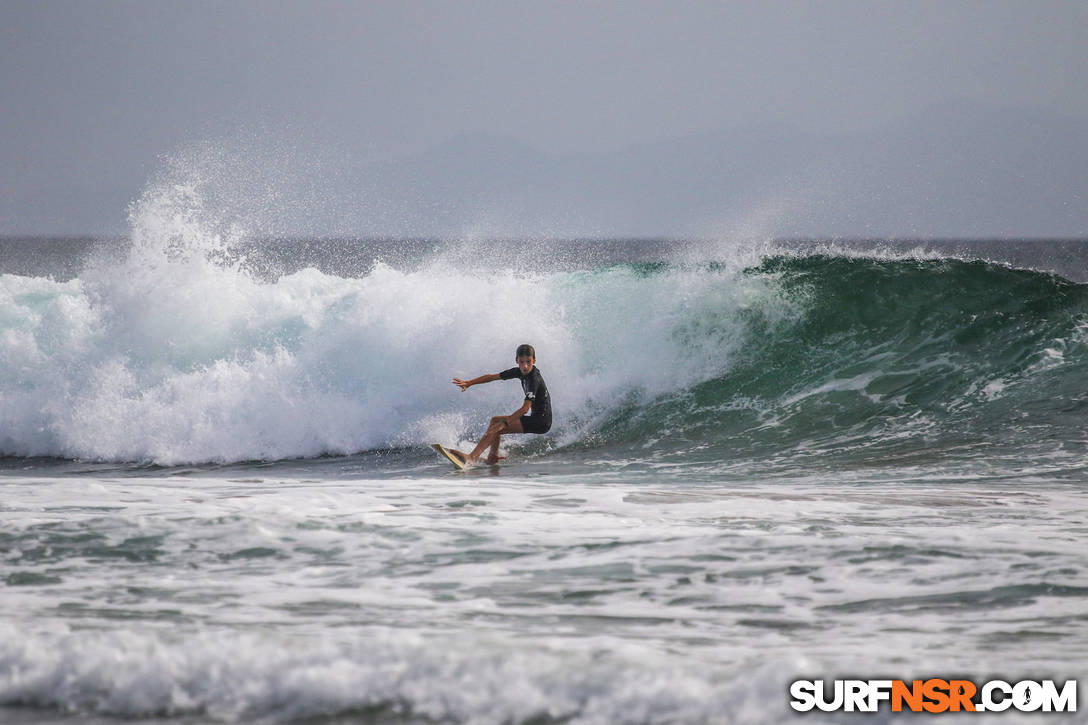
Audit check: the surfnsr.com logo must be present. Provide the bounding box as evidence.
[790,679,1077,713]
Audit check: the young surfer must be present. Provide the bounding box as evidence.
[449,344,552,465]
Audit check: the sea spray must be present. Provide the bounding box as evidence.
[0,177,785,464]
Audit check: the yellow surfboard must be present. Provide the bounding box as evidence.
[431,443,469,470]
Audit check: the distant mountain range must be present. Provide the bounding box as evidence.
[4,100,1085,238]
[339,100,1086,239]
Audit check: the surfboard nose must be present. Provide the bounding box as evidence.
[432,443,468,470]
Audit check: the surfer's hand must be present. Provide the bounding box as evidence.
[453,378,471,392]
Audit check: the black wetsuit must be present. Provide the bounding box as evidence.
[499,366,552,434]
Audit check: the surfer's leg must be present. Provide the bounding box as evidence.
[483,416,511,463]
[467,417,505,462]
[468,416,523,463]
[485,433,504,465]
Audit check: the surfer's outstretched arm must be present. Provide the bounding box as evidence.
[453,373,500,392]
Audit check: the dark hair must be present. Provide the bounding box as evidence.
[515,343,536,359]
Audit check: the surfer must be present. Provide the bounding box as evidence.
[449,344,552,465]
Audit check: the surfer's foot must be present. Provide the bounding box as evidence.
[485,455,505,465]
[450,449,470,465]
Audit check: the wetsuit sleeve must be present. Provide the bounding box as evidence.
[498,367,520,381]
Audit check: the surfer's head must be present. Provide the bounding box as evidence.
[515,344,536,374]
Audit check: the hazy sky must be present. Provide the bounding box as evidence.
[2,0,1087,236]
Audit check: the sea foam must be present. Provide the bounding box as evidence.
[0,624,788,724]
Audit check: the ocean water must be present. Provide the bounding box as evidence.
[2,182,1088,723]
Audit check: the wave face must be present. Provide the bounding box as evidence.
[2,182,1087,466]
[594,254,1088,474]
